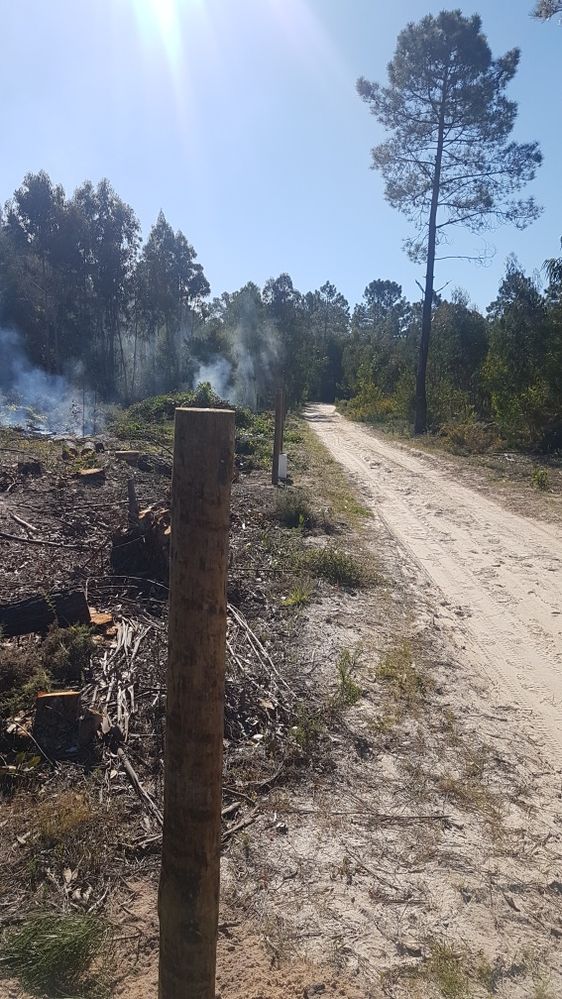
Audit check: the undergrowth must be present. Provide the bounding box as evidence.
[109,382,274,467]
[282,580,314,607]
[0,625,94,718]
[275,489,317,530]
[532,466,550,491]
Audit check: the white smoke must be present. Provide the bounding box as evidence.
[0,327,99,435]
[192,357,233,401]
[192,314,279,410]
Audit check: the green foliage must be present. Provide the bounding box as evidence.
[342,260,562,455]
[110,385,274,467]
[117,382,231,424]
[334,649,362,707]
[532,466,550,491]
[1,912,111,998]
[424,943,470,998]
[42,624,94,685]
[275,489,317,530]
[282,581,314,608]
[484,264,562,449]
[301,546,370,589]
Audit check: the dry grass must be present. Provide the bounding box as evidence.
[34,790,97,847]
[377,640,431,710]
[287,418,370,527]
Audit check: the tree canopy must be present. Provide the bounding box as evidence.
[532,1,562,19]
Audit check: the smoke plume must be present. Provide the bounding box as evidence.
[0,327,99,435]
[192,311,279,409]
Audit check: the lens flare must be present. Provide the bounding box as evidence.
[131,0,184,72]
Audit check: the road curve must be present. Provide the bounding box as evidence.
[306,404,562,762]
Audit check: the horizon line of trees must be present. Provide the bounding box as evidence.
[0,168,560,451]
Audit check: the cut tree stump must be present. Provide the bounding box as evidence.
[0,589,91,637]
[17,460,42,477]
[77,467,105,482]
[34,690,81,755]
[115,450,140,465]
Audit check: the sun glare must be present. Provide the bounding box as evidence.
[133,0,182,67]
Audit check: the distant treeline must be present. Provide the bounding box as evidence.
[0,170,560,449]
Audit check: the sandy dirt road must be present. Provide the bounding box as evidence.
[306,404,562,762]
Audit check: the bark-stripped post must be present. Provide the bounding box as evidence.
[271,387,285,486]
[158,407,235,999]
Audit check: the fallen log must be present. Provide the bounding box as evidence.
[0,588,91,637]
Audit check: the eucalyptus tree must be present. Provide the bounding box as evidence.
[304,281,350,401]
[357,10,542,433]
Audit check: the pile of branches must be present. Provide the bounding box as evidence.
[225,603,295,749]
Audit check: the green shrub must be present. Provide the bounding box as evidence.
[42,624,94,685]
[532,466,550,491]
[275,489,316,530]
[440,417,501,454]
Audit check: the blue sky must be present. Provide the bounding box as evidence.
[1,0,560,310]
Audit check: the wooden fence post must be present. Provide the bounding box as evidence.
[271,387,285,486]
[158,407,235,999]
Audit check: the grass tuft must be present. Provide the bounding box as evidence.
[425,943,470,998]
[334,649,362,707]
[301,546,372,589]
[1,912,112,998]
[377,640,429,706]
[282,581,314,608]
[275,489,317,530]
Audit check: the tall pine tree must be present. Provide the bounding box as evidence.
[357,11,542,433]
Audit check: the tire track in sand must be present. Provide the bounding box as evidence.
[306,404,562,762]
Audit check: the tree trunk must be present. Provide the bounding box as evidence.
[413,100,447,436]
